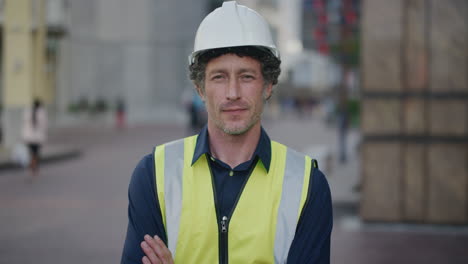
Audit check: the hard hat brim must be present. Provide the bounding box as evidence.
[188,45,280,65]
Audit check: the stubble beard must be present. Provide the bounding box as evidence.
[214,93,268,136]
[218,109,262,135]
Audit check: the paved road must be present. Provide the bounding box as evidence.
[0,124,185,263]
[0,119,467,263]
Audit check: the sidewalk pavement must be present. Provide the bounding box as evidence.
[0,141,81,171]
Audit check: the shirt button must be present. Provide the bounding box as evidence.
[229,171,234,177]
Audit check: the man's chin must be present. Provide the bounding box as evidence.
[221,122,255,135]
[223,128,247,135]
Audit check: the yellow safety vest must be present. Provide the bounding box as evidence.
[154,135,314,264]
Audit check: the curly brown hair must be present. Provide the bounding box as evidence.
[189,46,281,91]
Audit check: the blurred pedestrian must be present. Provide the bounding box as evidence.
[21,98,48,177]
[121,2,332,264]
[337,89,349,164]
[182,88,207,135]
[116,97,126,130]
[189,91,207,133]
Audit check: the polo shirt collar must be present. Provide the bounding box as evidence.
[191,125,271,172]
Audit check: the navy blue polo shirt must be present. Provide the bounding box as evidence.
[192,126,272,218]
[121,126,333,264]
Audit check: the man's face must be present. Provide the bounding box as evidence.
[197,53,272,135]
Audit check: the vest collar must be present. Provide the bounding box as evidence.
[191,125,271,172]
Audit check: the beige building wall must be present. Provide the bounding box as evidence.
[2,0,47,148]
[361,0,468,224]
[32,0,51,104]
[3,0,34,107]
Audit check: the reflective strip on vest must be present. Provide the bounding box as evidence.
[274,148,306,263]
[154,137,311,263]
[162,139,185,255]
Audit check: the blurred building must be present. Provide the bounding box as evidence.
[0,0,67,148]
[240,0,360,101]
[361,0,468,224]
[1,0,211,148]
[0,0,362,146]
[57,0,209,125]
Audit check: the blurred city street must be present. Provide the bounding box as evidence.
[1,0,467,263]
[1,117,467,263]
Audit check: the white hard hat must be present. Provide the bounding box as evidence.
[189,1,279,64]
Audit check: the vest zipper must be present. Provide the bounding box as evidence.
[221,216,228,232]
[207,155,259,264]
[220,216,229,264]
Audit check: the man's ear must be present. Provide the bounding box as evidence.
[263,83,273,101]
[196,86,205,101]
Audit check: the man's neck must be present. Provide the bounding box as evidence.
[207,123,261,168]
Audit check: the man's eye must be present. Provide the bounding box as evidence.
[242,75,254,80]
[212,75,224,80]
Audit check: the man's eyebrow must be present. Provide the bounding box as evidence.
[238,68,259,74]
[207,67,259,75]
[207,69,228,75]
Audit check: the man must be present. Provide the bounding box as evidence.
[121,2,332,263]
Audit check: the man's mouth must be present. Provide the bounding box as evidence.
[223,108,246,113]
[221,102,249,113]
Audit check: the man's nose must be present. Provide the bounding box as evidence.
[226,78,240,100]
